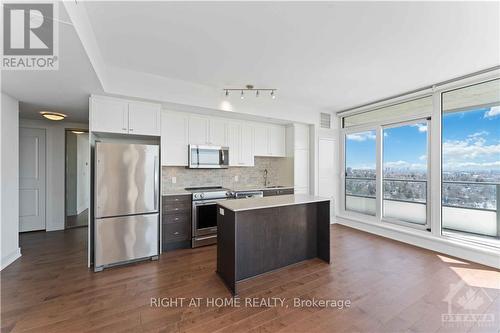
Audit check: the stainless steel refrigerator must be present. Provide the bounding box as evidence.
[94,142,159,271]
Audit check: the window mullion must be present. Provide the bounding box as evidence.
[376,126,383,221]
[430,89,442,236]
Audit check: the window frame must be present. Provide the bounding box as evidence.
[380,117,431,231]
[340,125,378,222]
[337,69,500,251]
[439,78,500,247]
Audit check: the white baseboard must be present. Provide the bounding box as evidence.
[336,216,500,269]
[1,247,21,270]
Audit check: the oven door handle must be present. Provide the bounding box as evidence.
[193,199,227,206]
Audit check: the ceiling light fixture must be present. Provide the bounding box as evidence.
[223,84,277,100]
[40,111,67,121]
[72,130,85,134]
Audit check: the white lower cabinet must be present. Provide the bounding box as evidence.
[161,111,189,166]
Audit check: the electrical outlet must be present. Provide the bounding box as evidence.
[172,176,177,184]
[234,175,239,182]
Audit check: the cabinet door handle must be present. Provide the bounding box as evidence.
[129,128,134,132]
[122,127,127,131]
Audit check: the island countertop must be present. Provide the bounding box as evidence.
[217,194,330,212]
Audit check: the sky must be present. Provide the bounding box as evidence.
[345,105,500,172]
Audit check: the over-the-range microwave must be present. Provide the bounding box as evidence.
[188,144,229,169]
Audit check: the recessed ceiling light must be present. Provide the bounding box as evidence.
[40,111,66,121]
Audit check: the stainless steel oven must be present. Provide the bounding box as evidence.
[188,186,232,247]
[188,145,229,169]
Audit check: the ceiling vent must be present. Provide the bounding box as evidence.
[320,112,331,129]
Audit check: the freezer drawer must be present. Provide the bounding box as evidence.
[95,213,159,269]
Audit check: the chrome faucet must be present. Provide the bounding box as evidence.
[264,169,268,187]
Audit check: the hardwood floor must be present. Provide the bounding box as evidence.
[65,209,88,229]
[1,225,499,333]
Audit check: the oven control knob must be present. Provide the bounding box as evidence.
[200,193,205,199]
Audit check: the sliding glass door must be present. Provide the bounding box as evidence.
[345,130,376,216]
[442,79,500,243]
[382,120,429,226]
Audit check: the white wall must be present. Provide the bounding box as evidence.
[19,119,88,231]
[1,93,21,269]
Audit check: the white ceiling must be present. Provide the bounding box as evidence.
[1,5,103,123]
[84,1,500,111]
[1,2,499,123]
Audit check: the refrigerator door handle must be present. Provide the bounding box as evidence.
[154,156,158,211]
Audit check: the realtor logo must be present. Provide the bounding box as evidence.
[2,2,58,70]
[441,280,495,329]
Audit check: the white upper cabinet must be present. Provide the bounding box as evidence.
[253,123,286,157]
[227,122,240,166]
[253,124,269,156]
[90,96,160,136]
[209,118,227,146]
[90,97,128,134]
[239,124,254,166]
[161,111,189,166]
[269,125,286,157]
[226,122,254,167]
[128,101,161,136]
[188,115,209,145]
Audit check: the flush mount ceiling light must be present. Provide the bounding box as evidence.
[224,85,277,100]
[40,111,67,121]
[71,130,85,134]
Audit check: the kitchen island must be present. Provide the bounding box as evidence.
[216,194,331,295]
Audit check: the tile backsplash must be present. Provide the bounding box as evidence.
[162,157,293,193]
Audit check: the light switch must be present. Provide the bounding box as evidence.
[172,176,177,184]
[219,208,225,215]
[234,175,239,182]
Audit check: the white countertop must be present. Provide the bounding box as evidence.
[217,194,330,212]
[229,185,294,192]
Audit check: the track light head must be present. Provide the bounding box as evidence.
[271,90,276,99]
[240,90,244,99]
[256,90,260,97]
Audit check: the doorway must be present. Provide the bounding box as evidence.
[19,127,47,232]
[65,129,89,229]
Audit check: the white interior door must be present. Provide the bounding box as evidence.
[19,127,46,232]
[318,138,335,218]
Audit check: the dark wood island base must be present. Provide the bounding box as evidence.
[216,195,331,295]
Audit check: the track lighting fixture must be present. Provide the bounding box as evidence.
[223,84,277,100]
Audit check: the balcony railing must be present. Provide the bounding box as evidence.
[345,177,499,238]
